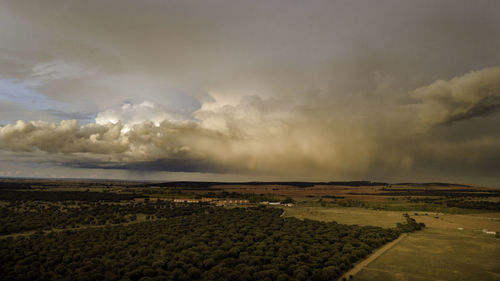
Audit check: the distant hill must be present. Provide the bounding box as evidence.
[144,181,389,189]
[395,182,471,187]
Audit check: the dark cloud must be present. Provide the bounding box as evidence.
[413,67,500,125]
[0,0,500,185]
[65,159,231,174]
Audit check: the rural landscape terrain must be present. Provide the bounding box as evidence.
[0,178,498,280]
[1,1,500,280]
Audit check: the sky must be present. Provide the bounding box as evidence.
[0,0,499,186]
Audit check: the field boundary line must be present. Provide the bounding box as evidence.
[0,217,164,240]
[338,233,408,281]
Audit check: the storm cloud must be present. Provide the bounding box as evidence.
[414,67,500,126]
[0,0,500,186]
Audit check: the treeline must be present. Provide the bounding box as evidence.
[0,200,208,235]
[0,179,139,190]
[202,191,280,203]
[337,199,366,208]
[395,182,470,187]
[0,206,420,281]
[333,198,481,213]
[374,188,500,198]
[396,214,425,232]
[0,190,146,202]
[409,198,500,211]
[0,182,33,189]
[146,181,388,189]
[445,200,500,211]
[321,195,345,199]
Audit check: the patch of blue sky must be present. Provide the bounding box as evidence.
[0,78,95,124]
[0,78,66,111]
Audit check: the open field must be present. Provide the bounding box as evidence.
[282,205,406,228]
[353,228,500,281]
[340,233,409,281]
[191,183,500,202]
[1,178,499,280]
[3,179,499,208]
[412,212,500,232]
[282,204,500,231]
[282,203,500,281]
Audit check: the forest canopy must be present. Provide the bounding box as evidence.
[0,205,421,281]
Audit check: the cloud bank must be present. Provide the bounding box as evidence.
[1,0,500,185]
[1,67,500,184]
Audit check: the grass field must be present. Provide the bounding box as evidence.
[353,228,500,281]
[282,205,406,228]
[283,204,500,281]
[413,212,500,232]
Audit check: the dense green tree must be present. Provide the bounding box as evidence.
[0,204,422,281]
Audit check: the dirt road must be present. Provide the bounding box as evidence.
[338,233,408,280]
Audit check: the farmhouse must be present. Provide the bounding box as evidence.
[482,229,497,235]
[173,197,249,205]
[216,199,250,206]
[173,198,201,203]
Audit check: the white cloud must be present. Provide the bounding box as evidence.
[96,101,183,134]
